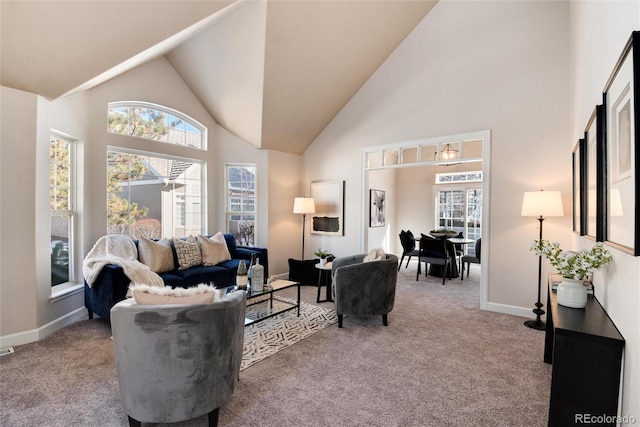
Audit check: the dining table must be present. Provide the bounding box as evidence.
[417,235,475,279]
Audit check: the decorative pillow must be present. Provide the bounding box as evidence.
[137,236,175,273]
[197,232,232,266]
[363,248,386,262]
[173,236,202,270]
[130,283,222,305]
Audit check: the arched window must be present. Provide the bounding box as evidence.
[106,102,207,239]
[107,101,206,150]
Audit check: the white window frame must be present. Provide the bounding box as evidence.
[50,131,76,290]
[435,171,483,184]
[225,164,257,246]
[433,184,483,255]
[107,101,207,150]
[106,147,205,239]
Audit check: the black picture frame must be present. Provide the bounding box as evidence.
[583,105,606,241]
[603,31,639,256]
[572,139,585,235]
[369,189,386,227]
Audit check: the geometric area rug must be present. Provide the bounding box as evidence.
[241,297,338,371]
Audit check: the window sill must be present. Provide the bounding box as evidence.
[50,283,84,303]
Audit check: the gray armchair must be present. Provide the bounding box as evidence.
[331,253,398,328]
[110,291,246,427]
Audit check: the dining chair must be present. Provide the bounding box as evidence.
[461,238,482,280]
[453,232,465,272]
[398,230,420,271]
[416,235,452,285]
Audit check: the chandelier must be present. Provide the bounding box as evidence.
[434,143,459,162]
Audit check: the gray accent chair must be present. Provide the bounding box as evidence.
[110,291,246,427]
[331,253,398,328]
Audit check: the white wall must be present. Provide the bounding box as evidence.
[1,87,40,336]
[569,0,640,419]
[367,168,396,253]
[303,0,638,418]
[266,150,305,276]
[303,0,571,312]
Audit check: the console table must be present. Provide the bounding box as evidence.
[544,276,625,426]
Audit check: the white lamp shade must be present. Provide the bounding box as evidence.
[521,190,564,218]
[293,197,315,214]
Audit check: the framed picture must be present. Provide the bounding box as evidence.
[572,139,585,235]
[369,189,386,227]
[310,180,345,236]
[583,105,605,241]
[603,31,639,255]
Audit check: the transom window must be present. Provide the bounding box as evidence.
[436,171,483,184]
[107,101,206,150]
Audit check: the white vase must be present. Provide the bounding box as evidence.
[556,277,588,308]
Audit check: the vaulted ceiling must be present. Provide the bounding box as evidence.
[1,0,438,154]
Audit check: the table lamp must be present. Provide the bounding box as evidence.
[521,190,564,330]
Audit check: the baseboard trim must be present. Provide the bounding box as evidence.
[485,302,536,320]
[0,307,87,348]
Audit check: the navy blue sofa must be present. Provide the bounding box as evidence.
[84,233,268,323]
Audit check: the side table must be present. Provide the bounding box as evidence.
[315,262,333,303]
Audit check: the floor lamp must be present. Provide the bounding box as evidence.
[293,197,315,260]
[521,190,564,330]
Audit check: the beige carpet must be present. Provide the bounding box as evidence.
[0,265,551,426]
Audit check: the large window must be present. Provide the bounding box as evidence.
[107,149,204,239]
[106,102,207,239]
[107,101,206,150]
[436,183,482,256]
[226,164,256,246]
[50,133,74,286]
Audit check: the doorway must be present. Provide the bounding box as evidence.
[361,130,490,309]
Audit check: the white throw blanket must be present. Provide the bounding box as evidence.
[83,235,164,288]
[363,248,386,262]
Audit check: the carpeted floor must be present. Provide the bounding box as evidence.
[0,264,552,426]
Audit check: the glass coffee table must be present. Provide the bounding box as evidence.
[235,279,300,326]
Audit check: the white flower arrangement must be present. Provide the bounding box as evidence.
[531,240,613,280]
